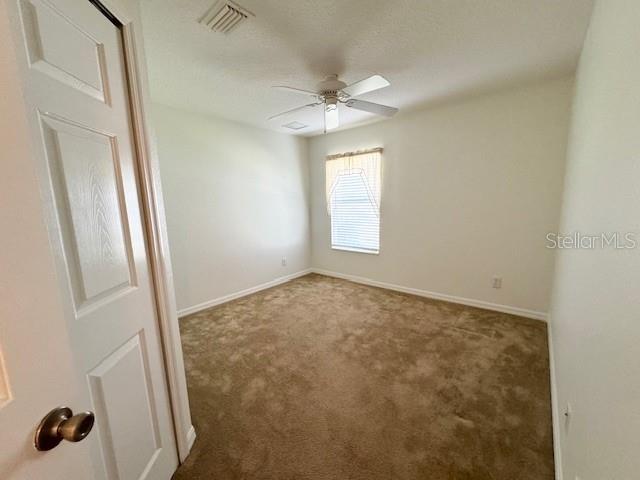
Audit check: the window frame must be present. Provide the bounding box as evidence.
[325,148,382,255]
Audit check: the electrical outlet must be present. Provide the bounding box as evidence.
[281,257,287,267]
[492,276,502,289]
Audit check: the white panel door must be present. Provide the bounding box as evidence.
[0,0,178,479]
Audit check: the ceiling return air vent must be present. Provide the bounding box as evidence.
[282,121,308,131]
[198,0,254,34]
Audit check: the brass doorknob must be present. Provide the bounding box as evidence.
[34,406,95,451]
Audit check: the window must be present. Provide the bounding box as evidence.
[326,148,382,254]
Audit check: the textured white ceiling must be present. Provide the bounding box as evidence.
[141,0,593,136]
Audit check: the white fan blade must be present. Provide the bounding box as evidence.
[272,85,318,98]
[342,74,390,97]
[325,107,339,131]
[345,99,398,117]
[268,103,319,121]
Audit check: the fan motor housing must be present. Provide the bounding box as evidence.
[317,74,347,94]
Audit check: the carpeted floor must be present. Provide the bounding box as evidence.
[173,274,554,480]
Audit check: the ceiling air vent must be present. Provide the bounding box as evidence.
[198,0,254,34]
[283,121,308,131]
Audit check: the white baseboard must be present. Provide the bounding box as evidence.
[186,425,197,452]
[177,267,547,321]
[547,322,563,480]
[312,269,548,321]
[177,269,313,317]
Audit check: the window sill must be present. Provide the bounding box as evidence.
[331,246,379,255]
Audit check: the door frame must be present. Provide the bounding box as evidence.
[85,0,195,462]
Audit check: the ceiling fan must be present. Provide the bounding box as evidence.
[269,74,398,132]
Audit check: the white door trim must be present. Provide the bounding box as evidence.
[91,0,194,462]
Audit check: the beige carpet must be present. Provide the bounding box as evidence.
[173,274,554,480]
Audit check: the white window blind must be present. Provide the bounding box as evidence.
[326,149,382,254]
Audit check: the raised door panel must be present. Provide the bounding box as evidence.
[88,334,162,480]
[19,0,109,102]
[40,113,135,313]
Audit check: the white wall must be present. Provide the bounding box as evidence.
[549,1,640,479]
[153,104,310,313]
[309,78,573,316]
